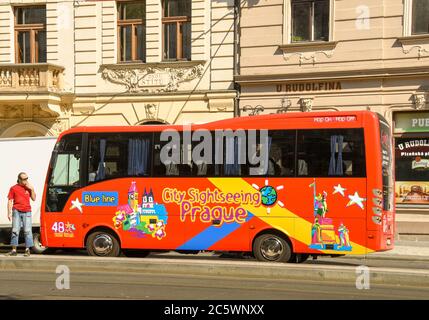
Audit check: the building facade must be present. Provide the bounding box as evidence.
[0,0,237,138]
[236,0,429,239]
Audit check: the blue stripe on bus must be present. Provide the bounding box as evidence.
[176,213,254,251]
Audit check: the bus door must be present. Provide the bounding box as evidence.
[44,133,84,247]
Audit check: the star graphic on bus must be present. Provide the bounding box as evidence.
[333,184,346,197]
[65,222,76,233]
[70,198,84,213]
[346,192,366,210]
[252,179,284,214]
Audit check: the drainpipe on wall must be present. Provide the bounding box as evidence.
[233,0,241,118]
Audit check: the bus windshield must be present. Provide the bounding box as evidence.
[46,133,82,212]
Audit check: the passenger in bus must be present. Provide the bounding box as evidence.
[165,162,179,176]
[196,162,208,176]
[298,159,308,176]
[88,163,97,182]
[179,164,192,176]
[267,144,293,176]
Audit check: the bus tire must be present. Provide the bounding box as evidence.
[296,254,309,263]
[253,233,292,263]
[31,233,47,254]
[287,253,297,263]
[122,249,150,258]
[86,230,121,257]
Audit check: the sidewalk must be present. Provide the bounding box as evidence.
[0,254,428,288]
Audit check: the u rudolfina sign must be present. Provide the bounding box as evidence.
[276,81,342,93]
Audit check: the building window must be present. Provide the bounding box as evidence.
[14,6,46,63]
[162,0,191,60]
[117,1,146,62]
[412,0,429,35]
[291,0,329,42]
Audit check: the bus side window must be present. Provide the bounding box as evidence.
[297,129,366,177]
[191,132,214,177]
[88,134,129,182]
[153,132,182,176]
[88,133,152,183]
[270,130,295,177]
[248,130,295,177]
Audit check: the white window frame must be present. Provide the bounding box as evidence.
[404,0,429,36]
[283,0,334,44]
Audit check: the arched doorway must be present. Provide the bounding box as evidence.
[0,122,54,138]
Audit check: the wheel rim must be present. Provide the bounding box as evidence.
[93,234,114,255]
[260,237,284,261]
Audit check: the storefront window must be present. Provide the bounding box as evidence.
[395,137,429,204]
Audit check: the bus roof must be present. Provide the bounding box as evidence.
[58,110,380,139]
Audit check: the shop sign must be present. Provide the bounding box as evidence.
[395,139,429,158]
[394,112,429,133]
[276,81,342,93]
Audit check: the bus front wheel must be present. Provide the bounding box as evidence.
[86,230,120,257]
[253,233,292,263]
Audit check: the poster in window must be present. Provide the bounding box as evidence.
[395,181,429,204]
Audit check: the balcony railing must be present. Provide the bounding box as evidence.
[0,63,64,91]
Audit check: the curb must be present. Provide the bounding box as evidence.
[0,256,428,288]
[344,254,429,262]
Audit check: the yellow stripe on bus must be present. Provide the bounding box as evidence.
[208,178,373,255]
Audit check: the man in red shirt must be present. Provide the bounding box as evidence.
[5,172,36,257]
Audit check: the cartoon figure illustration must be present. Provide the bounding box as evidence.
[309,180,352,251]
[314,191,328,218]
[338,223,351,248]
[128,182,139,212]
[112,182,169,239]
[311,218,321,244]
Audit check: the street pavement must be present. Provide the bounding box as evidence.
[0,267,428,300]
[0,246,428,300]
[0,242,428,300]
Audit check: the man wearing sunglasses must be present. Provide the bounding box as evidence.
[5,172,36,257]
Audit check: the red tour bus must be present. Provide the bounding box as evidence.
[40,111,394,262]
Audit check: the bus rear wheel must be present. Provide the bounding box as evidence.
[253,233,292,263]
[86,230,120,257]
